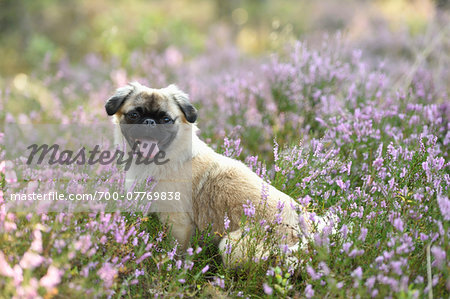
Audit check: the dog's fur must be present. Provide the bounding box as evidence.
[105,82,312,266]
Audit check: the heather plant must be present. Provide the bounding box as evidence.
[0,28,449,298]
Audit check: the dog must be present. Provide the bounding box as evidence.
[105,82,313,266]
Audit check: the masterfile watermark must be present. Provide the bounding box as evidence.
[26,142,170,171]
[3,123,193,213]
[9,191,181,201]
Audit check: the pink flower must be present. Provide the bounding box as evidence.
[0,251,14,277]
[97,262,117,289]
[19,251,44,269]
[74,235,92,254]
[4,161,17,183]
[31,230,43,253]
[40,265,63,290]
[16,277,39,298]
[13,265,23,286]
[100,235,107,244]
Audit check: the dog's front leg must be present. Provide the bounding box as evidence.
[159,212,195,251]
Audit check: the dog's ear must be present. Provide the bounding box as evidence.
[167,84,197,123]
[105,84,136,116]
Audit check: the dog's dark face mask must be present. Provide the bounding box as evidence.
[105,82,197,158]
[119,123,178,158]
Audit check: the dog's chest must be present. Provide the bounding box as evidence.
[126,162,193,213]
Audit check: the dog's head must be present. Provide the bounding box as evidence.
[105,82,197,158]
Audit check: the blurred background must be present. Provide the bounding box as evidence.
[0,0,448,76]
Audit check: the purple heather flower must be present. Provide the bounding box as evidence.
[351,267,363,280]
[156,231,164,242]
[342,241,352,253]
[261,182,269,203]
[136,252,152,265]
[431,246,446,269]
[307,265,321,280]
[437,195,450,220]
[263,283,273,295]
[275,213,283,225]
[304,284,315,298]
[224,243,232,255]
[224,215,230,230]
[168,246,177,260]
[266,269,275,276]
[420,233,429,241]
[280,244,290,254]
[243,200,256,218]
[393,218,404,232]
[336,179,345,189]
[358,227,368,242]
[300,195,311,206]
[97,262,117,289]
[349,248,365,258]
[213,277,225,289]
[135,268,144,278]
[373,157,384,169]
[365,276,376,289]
[184,260,194,271]
[273,140,280,162]
[340,224,349,239]
[390,260,403,275]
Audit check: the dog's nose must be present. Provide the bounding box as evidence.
[144,118,156,126]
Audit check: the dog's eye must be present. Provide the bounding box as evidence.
[127,112,139,120]
[163,116,172,123]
